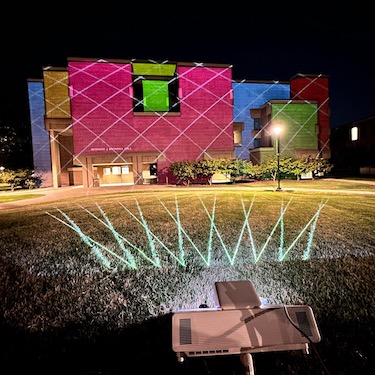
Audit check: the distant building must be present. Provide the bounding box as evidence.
[27,58,331,188]
[232,79,290,160]
[330,115,375,176]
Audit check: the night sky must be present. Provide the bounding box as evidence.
[1,2,374,129]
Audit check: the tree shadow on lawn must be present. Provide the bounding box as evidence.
[1,313,244,375]
[3,313,370,375]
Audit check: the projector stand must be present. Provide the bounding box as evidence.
[240,353,255,375]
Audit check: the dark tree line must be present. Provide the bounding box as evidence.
[0,92,33,170]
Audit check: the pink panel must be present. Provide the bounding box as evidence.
[69,61,234,164]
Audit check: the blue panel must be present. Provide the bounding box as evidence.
[27,81,52,185]
[232,81,290,159]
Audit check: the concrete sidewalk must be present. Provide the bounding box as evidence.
[0,184,179,210]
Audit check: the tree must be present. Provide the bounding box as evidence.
[0,168,43,191]
[170,158,262,185]
[169,160,197,185]
[0,94,33,169]
[224,158,255,182]
[195,159,218,185]
[300,156,334,178]
[258,156,333,181]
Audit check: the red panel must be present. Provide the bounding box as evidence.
[290,75,330,155]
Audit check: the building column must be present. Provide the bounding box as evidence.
[81,156,94,188]
[49,130,61,188]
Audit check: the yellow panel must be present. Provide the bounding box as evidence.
[132,63,176,76]
[43,70,71,118]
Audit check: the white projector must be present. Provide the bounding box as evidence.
[172,280,321,362]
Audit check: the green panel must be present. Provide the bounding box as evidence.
[142,80,169,111]
[258,148,275,163]
[133,63,176,76]
[272,103,318,153]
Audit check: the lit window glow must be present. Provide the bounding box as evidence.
[112,166,121,175]
[351,126,358,141]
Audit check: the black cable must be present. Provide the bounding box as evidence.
[283,305,332,375]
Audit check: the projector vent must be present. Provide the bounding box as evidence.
[188,349,229,356]
[296,311,313,337]
[179,318,192,345]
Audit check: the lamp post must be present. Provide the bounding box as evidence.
[273,125,282,191]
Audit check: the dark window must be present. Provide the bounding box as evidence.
[150,163,157,176]
[254,118,261,130]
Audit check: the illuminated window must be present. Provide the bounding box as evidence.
[121,166,129,174]
[132,62,180,113]
[351,126,358,141]
[112,166,121,175]
[233,122,244,146]
[104,168,111,175]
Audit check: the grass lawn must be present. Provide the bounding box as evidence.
[0,193,45,203]
[0,180,374,374]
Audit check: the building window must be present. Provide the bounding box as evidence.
[112,166,121,175]
[150,163,157,176]
[142,163,158,183]
[254,118,261,130]
[351,126,359,141]
[233,122,244,147]
[132,62,180,113]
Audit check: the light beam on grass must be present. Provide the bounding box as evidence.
[47,208,133,270]
[255,198,293,262]
[302,200,328,260]
[86,204,138,269]
[198,195,255,265]
[118,199,185,266]
[156,195,211,265]
[278,199,328,261]
[278,201,285,261]
[46,196,326,270]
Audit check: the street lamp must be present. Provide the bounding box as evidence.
[273,125,282,191]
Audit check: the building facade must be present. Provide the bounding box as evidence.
[232,79,290,160]
[330,115,375,176]
[249,74,331,164]
[28,59,331,188]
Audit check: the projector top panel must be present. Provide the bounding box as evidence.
[214,280,262,310]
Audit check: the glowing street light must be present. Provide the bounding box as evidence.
[273,125,282,191]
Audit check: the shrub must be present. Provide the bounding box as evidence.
[0,168,43,190]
